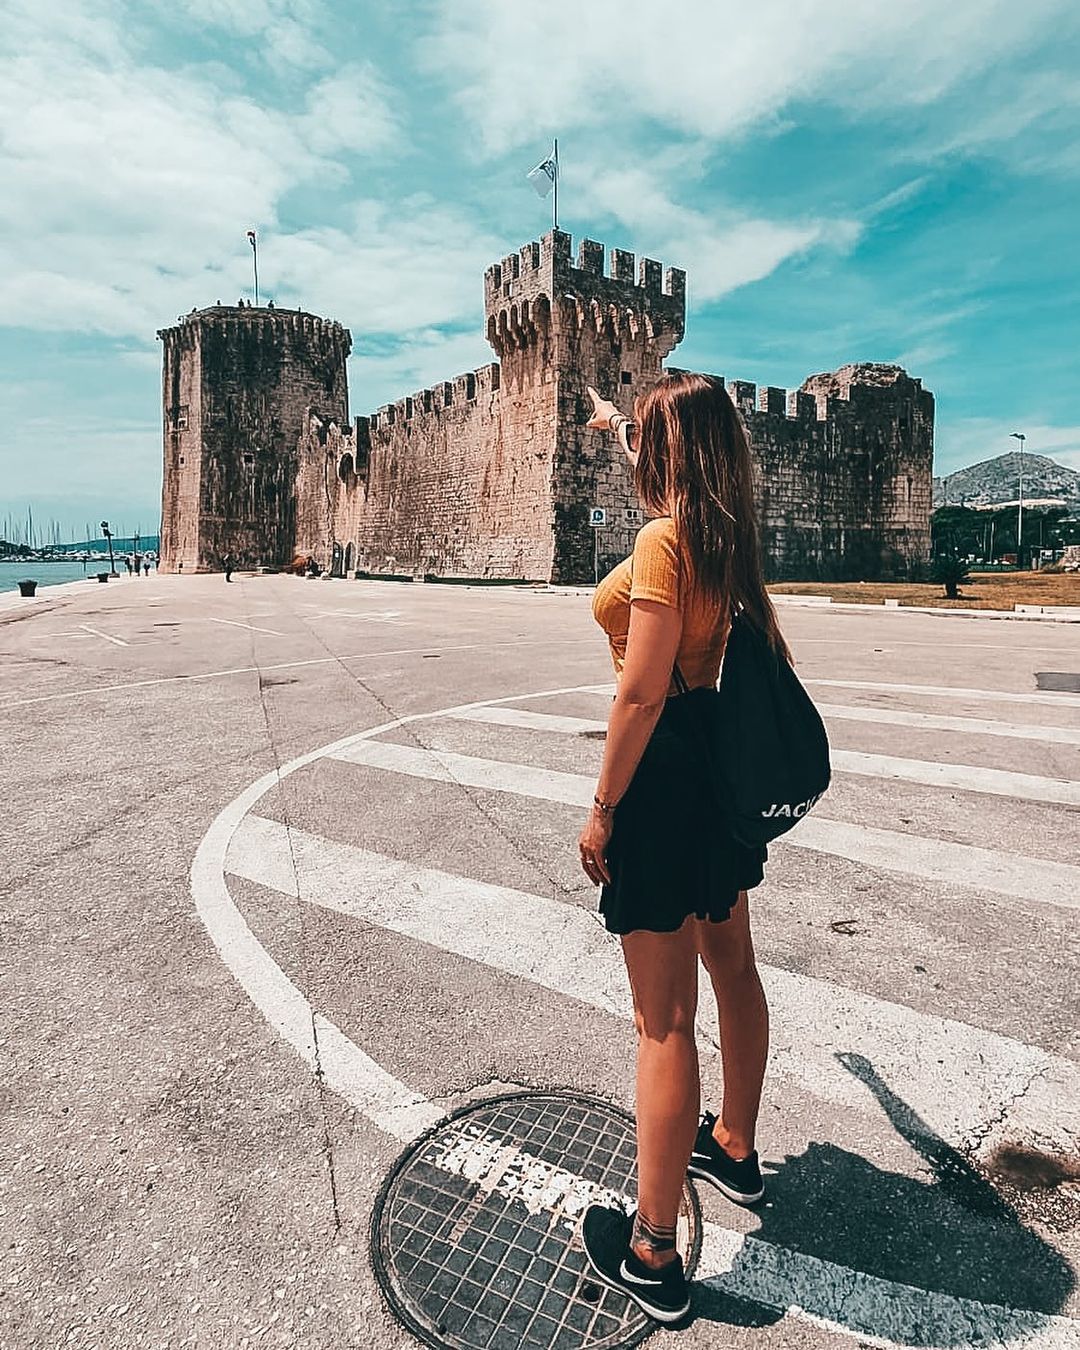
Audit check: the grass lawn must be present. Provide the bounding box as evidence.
[768,571,1080,610]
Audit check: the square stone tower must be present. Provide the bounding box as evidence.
[483,231,686,581]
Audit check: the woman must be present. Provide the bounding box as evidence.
[579,372,789,1324]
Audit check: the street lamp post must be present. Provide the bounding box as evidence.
[100,519,117,576]
[1010,432,1026,568]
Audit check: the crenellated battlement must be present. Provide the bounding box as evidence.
[362,362,502,436]
[157,304,352,357]
[483,231,686,366]
[483,230,685,307]
[707,364,933,426]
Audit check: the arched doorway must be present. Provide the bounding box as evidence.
[330,541,344,578]
[344,542,355,576]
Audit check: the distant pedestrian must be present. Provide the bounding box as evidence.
[223,552,234,583]
[133,553,142,575]
[577,376,793,1324]
[125,556,133,576]
[143,559,151,577]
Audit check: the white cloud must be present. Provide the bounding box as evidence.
[575,165,860,302]
[352,329,495,411]
[424,0,1078,153]
[916,69,1080,175]
[303,67,401,156]
[0,2,464,343]
[153,0,331,68]
[245,201,504,332]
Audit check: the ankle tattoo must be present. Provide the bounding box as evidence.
[631,1212,676,1254]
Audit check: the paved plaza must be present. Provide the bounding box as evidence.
[2,573,1078,1350]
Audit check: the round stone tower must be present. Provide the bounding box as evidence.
[157,304,351,573]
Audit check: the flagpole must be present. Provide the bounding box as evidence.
[553,138,559,231]
[252,236,259,306]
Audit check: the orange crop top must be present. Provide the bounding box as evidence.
[592,515,730,691]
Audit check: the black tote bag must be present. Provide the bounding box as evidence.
[675,612,831,847]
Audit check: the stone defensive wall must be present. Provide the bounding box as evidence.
[708,364,935,580]
[307,355,553,582]
[299,231,692,583]
[557,360,932,584]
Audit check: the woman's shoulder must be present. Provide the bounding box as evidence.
[633,515,677,548]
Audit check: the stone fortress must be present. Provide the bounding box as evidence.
[158,230,934,583]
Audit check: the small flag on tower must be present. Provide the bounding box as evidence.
[526,147,557,198]
[247,229,257,248]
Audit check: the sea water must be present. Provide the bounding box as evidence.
[0,561,155,592]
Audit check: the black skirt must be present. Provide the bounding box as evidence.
[599,694,767,936]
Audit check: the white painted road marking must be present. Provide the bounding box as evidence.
[308,609,405,622]
[451,705,609,735]
[832,748,1080,805]
[816,701,1080,747]
[31,630,105,642]
[453,698,1080,748]
[77,623,128,646]
[191,686,1080,1349]
[205,617,285,636]
[426,1122,628,1227]
[328,740,1080,909]
[807,678,1080,709]
[695,1224,1080,1350]
[427,1124,1080,1350]
[189,681,631,1134]
[0,638,599,711]
[225,813,1080,1155]
[450,705,1080,785]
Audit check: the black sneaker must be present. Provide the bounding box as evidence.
[688,1112,764,1204]
[581,1204,690,1324]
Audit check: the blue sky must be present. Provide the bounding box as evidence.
[2,0,1079,540]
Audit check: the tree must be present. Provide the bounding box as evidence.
[931,555,971,599]
[931,506,982,559]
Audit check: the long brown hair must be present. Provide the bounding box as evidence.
[634,371,790,657]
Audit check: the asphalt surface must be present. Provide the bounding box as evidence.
[2,572,1078,1350]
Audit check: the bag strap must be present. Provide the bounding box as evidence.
[671,661,690,694]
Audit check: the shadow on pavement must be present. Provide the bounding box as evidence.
[692,1051,1074,1340]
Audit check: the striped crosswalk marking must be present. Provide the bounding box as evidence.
[806,678,1080,709]
[192,682,1080,1350]
[814,701,1080,746]
[328,740,1080,909]
[447,705,1080,801]
[225,813,1080,1158]
[450,698,1080,748]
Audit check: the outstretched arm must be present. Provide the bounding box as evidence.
[586,385,638,467]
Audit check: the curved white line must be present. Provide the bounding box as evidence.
[191,681,612,1138]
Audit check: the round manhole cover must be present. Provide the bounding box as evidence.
[371,1091,702,1350]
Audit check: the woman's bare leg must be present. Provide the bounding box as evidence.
[695,892,768,1158]
[620,915,700,1269]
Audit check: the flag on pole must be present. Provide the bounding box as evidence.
[526,147,557,198]
[247,229,259,306]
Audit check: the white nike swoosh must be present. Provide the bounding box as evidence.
[619,1259,664,1287]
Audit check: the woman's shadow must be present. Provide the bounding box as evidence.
[691,1052,1075,1341]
